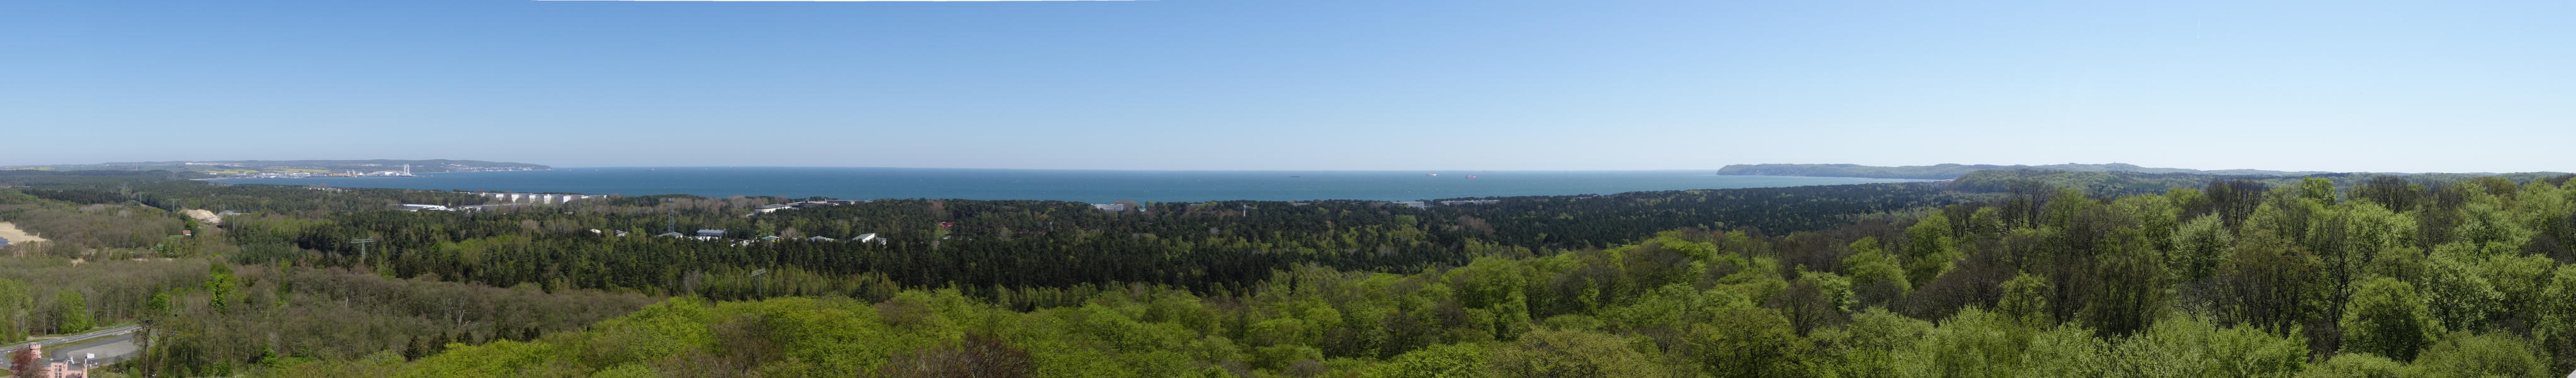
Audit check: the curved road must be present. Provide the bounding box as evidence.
[0,324,143,370]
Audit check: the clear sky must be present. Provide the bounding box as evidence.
[3,1,2568,172]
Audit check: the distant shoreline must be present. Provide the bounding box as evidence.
[205,167,1933,203]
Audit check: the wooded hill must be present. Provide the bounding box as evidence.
[1,169,2572,377]
[264,172,2576,377]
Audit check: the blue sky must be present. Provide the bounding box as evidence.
[3,1,2568,172]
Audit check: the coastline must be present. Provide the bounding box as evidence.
[203,168,1934,203]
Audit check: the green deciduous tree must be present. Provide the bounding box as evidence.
[2082,246,2167,337]
[207,261,239,313]
[1966,207,2009,239]
[2318,202,2417,352]
[882,333,1036,378]
[1364,343,1491,378]
[1691,301,1807,378]
[2537,265,2576,374]
[2296,353,2404,378]
[2474,253,2554,332]
[2017,326,2111,377]
[2350,175,2422,213]
[2453,193,2528,257]
[1827,308,1928,378]
[0,278,30,341]
[1995,273,2052,328]
[1897,307,2024,378]
[52,289,89,333]
[1840,237,1909,309]
[2416,246,2502,331]
[1773,272,1851,336]
[2341,277,2441,362]
[2218,224,2322,335]
[2169,215,2233,286]
[1902,216,1959,289]
[2300,178,2339,205]
[2106,314,2306,378]
[2407,331,2548,378]
[1489,328,1672,378]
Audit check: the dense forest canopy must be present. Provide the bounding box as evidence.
[1,169,2572,377]
[1711,163,2546,180]
[1951,169,2576,197]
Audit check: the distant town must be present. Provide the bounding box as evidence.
[1,159,548,178]
[212,163,504,179]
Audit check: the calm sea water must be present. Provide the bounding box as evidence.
[210,167,1927,203]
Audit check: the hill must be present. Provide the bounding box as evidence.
[8,166,2574,377]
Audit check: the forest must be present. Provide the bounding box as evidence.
[1715,163,2346,180]
[0,169,2572,377]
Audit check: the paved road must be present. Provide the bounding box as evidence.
[0,324,142,370]
[44,333,139,367]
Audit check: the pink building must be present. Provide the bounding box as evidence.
[24,344,89,378]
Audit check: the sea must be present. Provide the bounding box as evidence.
[208,167,1929,203]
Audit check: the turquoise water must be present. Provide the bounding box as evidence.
[210,167,1928,203]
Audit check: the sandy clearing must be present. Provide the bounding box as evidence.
[0,220,45,244]
[183,209,222,226]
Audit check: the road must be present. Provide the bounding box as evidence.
[0,324,143,370]
[44,333,139,367]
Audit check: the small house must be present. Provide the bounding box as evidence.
[656,232,686,238]
[696,229,727,238]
